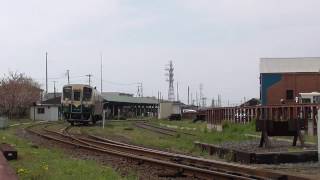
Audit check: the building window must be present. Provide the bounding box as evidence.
[37,108,45,114]
[286,90,294,100]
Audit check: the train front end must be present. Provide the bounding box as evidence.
[61,84,94,125]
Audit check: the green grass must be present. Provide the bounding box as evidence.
[82,119,256,157]
[303,135,317,143]
[0,121,136,180]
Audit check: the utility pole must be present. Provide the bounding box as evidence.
[86,74,92,86]
[46,52,48,94]
[191,93,193,105]
[187,86,190,105]
[176,82,179,102]
[100,53,103,93]
[140,83,143,97]
[53,81,56,97]
[66,70,70,84]
[196,91,199,107]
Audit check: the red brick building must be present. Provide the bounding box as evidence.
[260,58,320,105]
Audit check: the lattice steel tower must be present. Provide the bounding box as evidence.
[166,61,175,101]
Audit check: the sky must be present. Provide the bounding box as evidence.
[1,0,320,106]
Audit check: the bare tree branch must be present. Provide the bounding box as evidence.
[0,71,42,119]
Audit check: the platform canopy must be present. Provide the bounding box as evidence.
[101,92,158,105]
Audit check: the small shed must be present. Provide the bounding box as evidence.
[30,96,61,121]
[158,101,182,119]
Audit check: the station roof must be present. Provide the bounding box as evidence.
[101,92,158,105]
[39,96,61,106]
[43,92,62,101]
[260,57,320,73]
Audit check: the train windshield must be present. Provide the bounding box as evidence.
[83,87,92,101]
[73,90,81,101]
[63,86,72,100]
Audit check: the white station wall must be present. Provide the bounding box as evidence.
[30,106,59,121]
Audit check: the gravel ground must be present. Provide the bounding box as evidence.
[16,127,201,180]
[256,162,320,179]
[219,139,316,153]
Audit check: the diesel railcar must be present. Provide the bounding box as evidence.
[61,84,104,125]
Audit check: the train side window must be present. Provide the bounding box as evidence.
[286,90,294,100]
[63,86,72,100]
[83,87,92,101]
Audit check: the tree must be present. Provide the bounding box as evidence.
[0,72,42,119]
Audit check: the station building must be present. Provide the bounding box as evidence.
[260,57,320,105]
[30,96,61,121]
[101,92,159,119]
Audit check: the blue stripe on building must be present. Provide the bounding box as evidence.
[261,73,282,105]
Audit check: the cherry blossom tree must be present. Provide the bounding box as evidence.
[0,72,42,119]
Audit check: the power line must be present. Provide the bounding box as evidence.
[33,74,72,80]
[101,79,139,86]
[66,70,70,84]
[69,75,87,79]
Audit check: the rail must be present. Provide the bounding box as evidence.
[25,123,311,180]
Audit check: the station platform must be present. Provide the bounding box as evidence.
[0,153,18,180]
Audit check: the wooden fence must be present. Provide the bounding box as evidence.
[205,104,318,135]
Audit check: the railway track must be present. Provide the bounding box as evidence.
[134,122,195,136]
[26,123,311,180]
[134,122,176,136]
